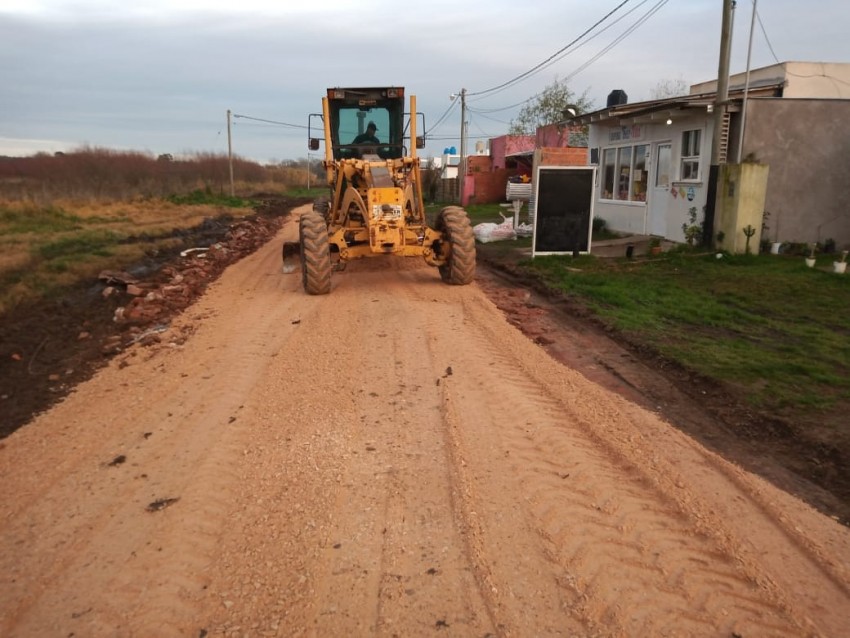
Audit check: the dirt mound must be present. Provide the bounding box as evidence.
[0,196,309,436]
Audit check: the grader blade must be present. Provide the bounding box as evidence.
[282,241,301,274]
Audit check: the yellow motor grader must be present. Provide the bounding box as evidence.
[283,87,475,294]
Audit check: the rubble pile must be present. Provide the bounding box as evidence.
[98,214,283,351]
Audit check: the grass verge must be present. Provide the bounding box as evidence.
[0,197,259,315]
[459,201,849,418]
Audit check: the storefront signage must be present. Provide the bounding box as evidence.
[608,125,644,143]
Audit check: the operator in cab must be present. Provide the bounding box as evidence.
[352,121,379,145]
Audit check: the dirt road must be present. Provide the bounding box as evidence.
[2,205,849,637]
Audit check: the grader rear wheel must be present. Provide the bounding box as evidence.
[436,206,476,285]
[299,211,332,295]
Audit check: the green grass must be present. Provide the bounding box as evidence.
[0,198,257,314]
[167,189,253,208]
[519,250,850,412]
[285,187,327,199]
[0,205,84,234]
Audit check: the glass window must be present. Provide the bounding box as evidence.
[601,144,652,202]
[681,129,701,180]
[616,147,632,200]
[656,144,671,187]
[602,148,616,199]
[631,144,648,201]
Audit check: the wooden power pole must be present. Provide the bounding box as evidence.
[704,0,735,246]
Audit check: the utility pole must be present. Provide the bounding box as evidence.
[458,88,467,206]
[227,109,235,197]
[736,0,758,163]
[704,0,735,246]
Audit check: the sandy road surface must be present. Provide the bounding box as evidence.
[1,205,849,637]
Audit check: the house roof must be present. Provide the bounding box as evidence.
[562,81,784,127]
[505,149,534,158]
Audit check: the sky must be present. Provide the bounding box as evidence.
[2,0,849,163]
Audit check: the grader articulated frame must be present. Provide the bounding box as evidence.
[283,87,475,294]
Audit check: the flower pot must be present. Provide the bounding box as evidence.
[770,242,782,255]
[834,261,847,274]
[805,257,816,268]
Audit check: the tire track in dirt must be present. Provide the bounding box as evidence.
[286,273,497,635]
[3,211,849,637]
[454,289,850,635]
[410,284,820,636]
[0,229,311,636]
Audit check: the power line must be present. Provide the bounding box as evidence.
[751,5,850,93]
[424,95,460,136]
[466,108,513,125]
[564,0,669,83]
[232,113,308,129]
[754,7,781,64]
[467,0,633,98]
[468,0,668,116]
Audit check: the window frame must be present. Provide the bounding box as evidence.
[599,143,650,203]
[680,129,702,182]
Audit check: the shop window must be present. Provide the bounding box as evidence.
[616,147,632,200]
[681,129,701,180]
[631,145,648,201]
[602,148,616,199]
[601,144,649,202]
[656,144,671,187]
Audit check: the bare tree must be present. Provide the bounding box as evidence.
[509,78,594,136]
[650,77,689,100]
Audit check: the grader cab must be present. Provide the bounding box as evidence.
[284,87,475,294]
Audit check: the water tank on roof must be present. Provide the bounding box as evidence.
[607,90,628,107]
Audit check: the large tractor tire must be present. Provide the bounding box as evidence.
[436,206,476,285]
[312,196,331,221]
[299,210,332,295]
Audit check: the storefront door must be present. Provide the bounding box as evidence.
[648,142,671,237]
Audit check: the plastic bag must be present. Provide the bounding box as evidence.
[473,214,517,243]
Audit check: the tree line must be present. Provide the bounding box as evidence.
[0,147,313,202]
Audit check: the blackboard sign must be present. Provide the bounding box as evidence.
[532,166,596,256]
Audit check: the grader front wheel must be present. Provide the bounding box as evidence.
[299,211,332,295]
[436,206,476,285]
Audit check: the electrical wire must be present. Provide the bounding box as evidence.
[751,5,850,93]
[232,114,308,129]
[466,108,513,125]
[424,95,460,136]
[468,0,668,116]
[465,0,654,109]
[565,0,668,84]
[754,8,781,64]
[468,0,632,98]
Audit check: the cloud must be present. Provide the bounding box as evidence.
[2,1,849,161]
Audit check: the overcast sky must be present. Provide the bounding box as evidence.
[2,0,848,163]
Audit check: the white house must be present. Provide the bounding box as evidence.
[565,62,850,248]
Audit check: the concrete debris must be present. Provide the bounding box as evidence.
[98,270,138,286]
[107,215,281,340]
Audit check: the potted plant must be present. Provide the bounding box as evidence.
[805,243,817,268]
[834,250,848,274]
[648,237,662,255]
[682,206,703,247]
